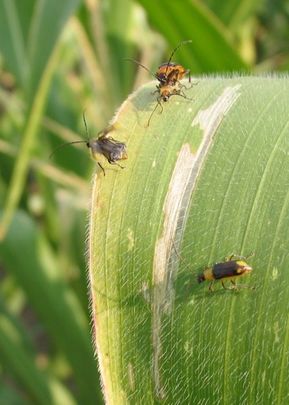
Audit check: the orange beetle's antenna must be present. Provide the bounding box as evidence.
[164,40,192,76]
[124,58,156,78]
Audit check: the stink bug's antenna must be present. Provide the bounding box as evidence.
[165,40,192,75]
[49,111,90,159]
[124,58,156,79]
[82,111,90,142]
[49,140,88,159]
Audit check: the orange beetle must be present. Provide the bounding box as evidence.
[155,40,192,86]
[126,40,194,126]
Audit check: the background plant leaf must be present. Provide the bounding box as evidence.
[0,0,81,96]
[136,0,248,71]
[0,0,81,239]
[204,0,263,27]
[0,298,76,405]
[0,211,102,405]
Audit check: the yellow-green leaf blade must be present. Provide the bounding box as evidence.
[89,77,289,404]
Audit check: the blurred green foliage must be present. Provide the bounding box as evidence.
[0,0,288,403]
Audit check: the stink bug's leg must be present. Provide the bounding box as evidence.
[151,87,160,96]
[180,77,198,91]
[235,284,255,290]
[179,70,193,90]
[221,281,228,290]
[157,99,163,115]
[226,254,240,261]
[229,280,239,290]
[169,87,188,100]
[182,91,193,101]
[107,158,125,170]
[97,162,106,176]
[245,252,255,260]
[146,99,162,128]
[113,162,125,169]
[208,281,214,292]
[179,82,191,91]
[226,252,255,261]
[175,91,193,101]
[229,280,255,291]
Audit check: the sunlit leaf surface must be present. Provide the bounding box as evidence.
[89,77,289,404]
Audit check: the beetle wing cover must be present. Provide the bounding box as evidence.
[212,261,239,280]
[157,63,179,82]
[158,62,178,69]
[93,136,127,163]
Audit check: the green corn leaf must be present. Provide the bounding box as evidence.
[88,76,289,403]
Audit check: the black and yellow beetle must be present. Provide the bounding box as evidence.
[198,254,254,291]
